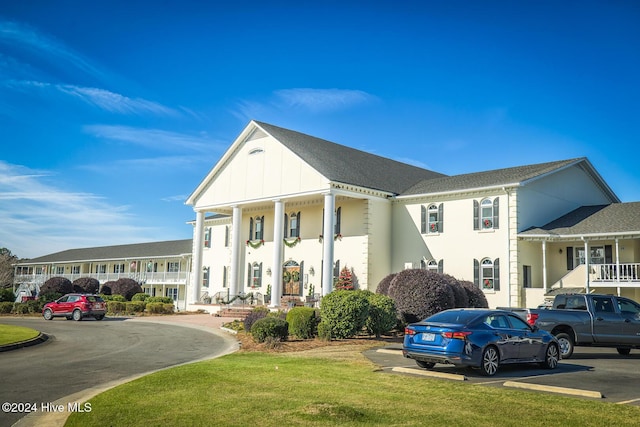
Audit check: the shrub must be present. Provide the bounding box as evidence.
[162,303,175,314]
[11,303,30,315]
[250,317,289,343]
[460,280,489,308]
[107,301,126,314]
[100,282,115,295]
[364,292,397,338]
[72,277,100,294]
[146,296,173,304]
[317,320,332,341]
[125,301,146,314]
[244,306,269,332]
[388,269,455,324]
[286,307,318,339]
[145,302,165,314]
[25,299,43,313]
[39,277,73,296]
[109,278,143,301]
[319,289,370,339]
[375,273,397,296]
[38,291,63,304]
[131,293,150,302]
[0,301,14,313]
[447,276,469,308]
[0,288,16,303]
[102,294,126,302]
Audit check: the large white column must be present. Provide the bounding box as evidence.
[229,205,243,297]
[542,240,547,292]
[321,192,335,296]
[190,210,205,304]
[270,199,285,307]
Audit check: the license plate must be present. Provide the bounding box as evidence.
[421,333,436,342]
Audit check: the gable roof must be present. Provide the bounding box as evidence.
[401,157,618,198]
[17,239,193,265]
[253,121,447,194]
[518,202,640,239]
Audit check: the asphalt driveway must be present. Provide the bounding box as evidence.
[0,316,238,427]
[364,344,640,406]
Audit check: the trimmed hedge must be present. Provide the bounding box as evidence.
[145,302,175,314]
[0,301,14,313]
[126,301,146,314]
[286,307,318,339]
[146,296,173,304]
[0,288,15,303]
[318,289,370,339]
[107,301,126,314]
[388,269,455,324]
[250,317,289,343]
[72,277,100,294]
[460,280,489,308]
[364,292,397,338]
[375,273,397,296]
[131,293,150,302]
[109,278,143,301]
[39,277,73,296]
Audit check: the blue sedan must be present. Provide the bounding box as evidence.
[402,308,560,376]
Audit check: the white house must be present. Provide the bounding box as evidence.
[185,120,640,310]
[12,121,640,311]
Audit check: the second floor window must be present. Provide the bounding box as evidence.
[56,266,64,274]
[72,266,80,274]
[204,227,211,248]
[249,216,264,241]
[114,263,125,273]
[474,198,499,230]
[167,262,180,272]
[421,204,443,233]
[285,211,301,238]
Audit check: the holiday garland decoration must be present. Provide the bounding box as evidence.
[283,236,301,247]
[246,239,265,249]
[216,292,255,305]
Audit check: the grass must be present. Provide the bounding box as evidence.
[0,324,40,345]
[66,344,640,427]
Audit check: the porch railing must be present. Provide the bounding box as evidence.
[13,271,189,285]
[592,263,640,282]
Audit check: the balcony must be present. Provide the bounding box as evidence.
[13,271,189,286]
[591,263,640,285]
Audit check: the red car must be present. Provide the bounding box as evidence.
[42,293,107,321]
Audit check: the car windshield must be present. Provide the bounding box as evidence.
[86,296,104,302]
[424,310,480,325]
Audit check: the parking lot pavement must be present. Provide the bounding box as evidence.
[363,345,640,406]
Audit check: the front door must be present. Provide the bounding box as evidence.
[282,262,302,296]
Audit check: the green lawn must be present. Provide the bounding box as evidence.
[0,324,40,345]
[66,348,640,427]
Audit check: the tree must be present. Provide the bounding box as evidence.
[0,248,18,288]
[335,266,354,290]
[72,277,100,294]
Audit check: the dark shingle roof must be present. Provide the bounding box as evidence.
[20,239,193,264]
[255,121,447,194]
[519,202,640,237]
[402,158,584,195]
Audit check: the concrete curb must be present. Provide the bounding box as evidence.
[503,381,603,399]
[392,366,468,381]
[0,332,48,352]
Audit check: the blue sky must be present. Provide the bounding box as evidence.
[1,1,639,259]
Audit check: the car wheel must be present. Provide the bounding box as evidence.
[617,347,631,356]
[542,343,559,369]
[416,361,436,369]
[555,333,574,359]
[43,308,53,321]
[94,315,105,321]
[72,309,82,321]
[480,346,499,376]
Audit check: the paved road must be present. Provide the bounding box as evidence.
[364,344,640,406]
[0,316,238,427]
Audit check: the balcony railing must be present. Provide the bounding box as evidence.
[13,271,189,285]
[592,263,640,283]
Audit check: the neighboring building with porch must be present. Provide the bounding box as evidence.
[12,240,192,310]
[185,120,640,310]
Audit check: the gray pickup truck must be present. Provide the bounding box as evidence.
[505,294,640,358]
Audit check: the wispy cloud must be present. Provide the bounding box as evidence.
[274,88,377,112]
[84,124,224,153]
[0,20,107,82]
[4,80,180,116]
[0,161,157,258]
[232,88,377,120]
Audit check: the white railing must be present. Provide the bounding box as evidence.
[13,271,189,285]
[592,263,640,282]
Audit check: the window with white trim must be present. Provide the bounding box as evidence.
[474,198,499,230]
[165,288,178,301]
[167,262,180,272]
[481,199,494,229]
